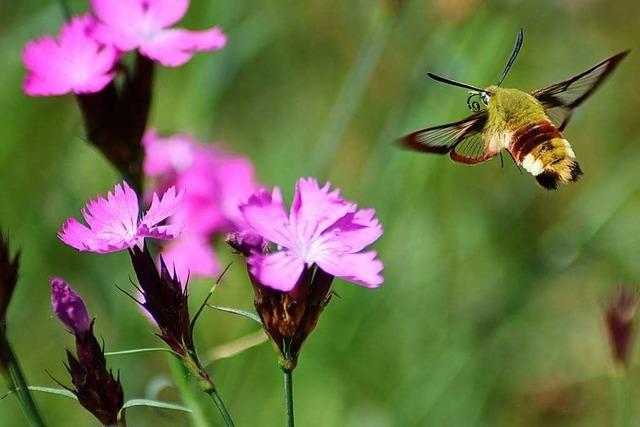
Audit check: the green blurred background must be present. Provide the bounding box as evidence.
[2,0,640,425]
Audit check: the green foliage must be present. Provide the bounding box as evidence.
[2,0,640,426]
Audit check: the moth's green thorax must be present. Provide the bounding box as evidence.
[484,86,547,135]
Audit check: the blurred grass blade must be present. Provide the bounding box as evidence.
[312,3,397,177]
[205,330,268,365]
[208,305,262,324]
[121,398,192,413]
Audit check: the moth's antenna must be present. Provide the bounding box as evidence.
[427,72,486,93]
[497,29,524,87]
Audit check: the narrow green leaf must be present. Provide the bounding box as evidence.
[190,262,232,334]
[208,305,262,325]
[104,348,180,358]
[3,386,77,400]
[122,398,192,413]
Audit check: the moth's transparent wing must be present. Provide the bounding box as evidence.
[532,51,629,131]
[450,133,497,164]
[401,111,493,164]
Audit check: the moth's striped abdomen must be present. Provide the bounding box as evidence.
[508,119,583,190]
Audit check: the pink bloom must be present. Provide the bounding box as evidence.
[143,130,196,176]
[239,178,384,291]
[143,131,259,280]
[22,15,119,96]
[162,234,220,283]
[59,181,184,253]
[91,0,227,67]
[144,131,258,234]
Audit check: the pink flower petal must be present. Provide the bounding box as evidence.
[248,251,305,292]
[143,130,196,176]
[58,181,183,254]
[141,186,184,229]
[22,15,118,96]
[314,251,383,288]
[139,186,185,240]
[313,208,383,254]
[144,0,190,29]
[240,188,294,248]
[290,178,354,243]
[161,234,220,283]
[240,177,384,290]
[91,0,146,50]
[139,27,226,67]
[216,157,258,230]
[79,182,139,246]
[91,0,225,67]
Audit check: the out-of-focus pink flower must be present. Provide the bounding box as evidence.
[215,157,259,229]
[91,0,227,67]
[143,131,259,280]
[22,15,119,96]
[144,130,258,234]
[239,178,384,291]
[143,130,196,176]
[59,181,184,253]
[162,234,220,282]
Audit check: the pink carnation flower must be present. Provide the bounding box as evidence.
[59,181,184,253]
[22,15,119,96]
[91,0,227,67]
[239,178,384,291]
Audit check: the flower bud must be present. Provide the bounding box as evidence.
[51,278,92,335]
[51,279,124,425]
[605,286,638,370]
[225,230,266,257]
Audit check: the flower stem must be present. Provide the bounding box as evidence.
[167,357,212,427]
[208,389,236,427]
[615,371,631,427]
[1,333,47,427]
[283,369,294,427]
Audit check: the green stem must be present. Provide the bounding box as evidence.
[283,369,294,427]
[1,334,47,427]
[615,372,631,427]
[117,412,127,427]
[168,357,213,427]
[208,389,235,427]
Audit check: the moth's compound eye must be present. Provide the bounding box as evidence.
[481,93,490,105]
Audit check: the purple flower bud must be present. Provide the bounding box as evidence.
[128,245,215,390]
[65,323,124,425]
[605,286,638,370]
[128,246,192,356]
[225,230,266,257]
[51,278,92,335]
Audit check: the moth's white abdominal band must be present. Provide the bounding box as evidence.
[522,153,544,176]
